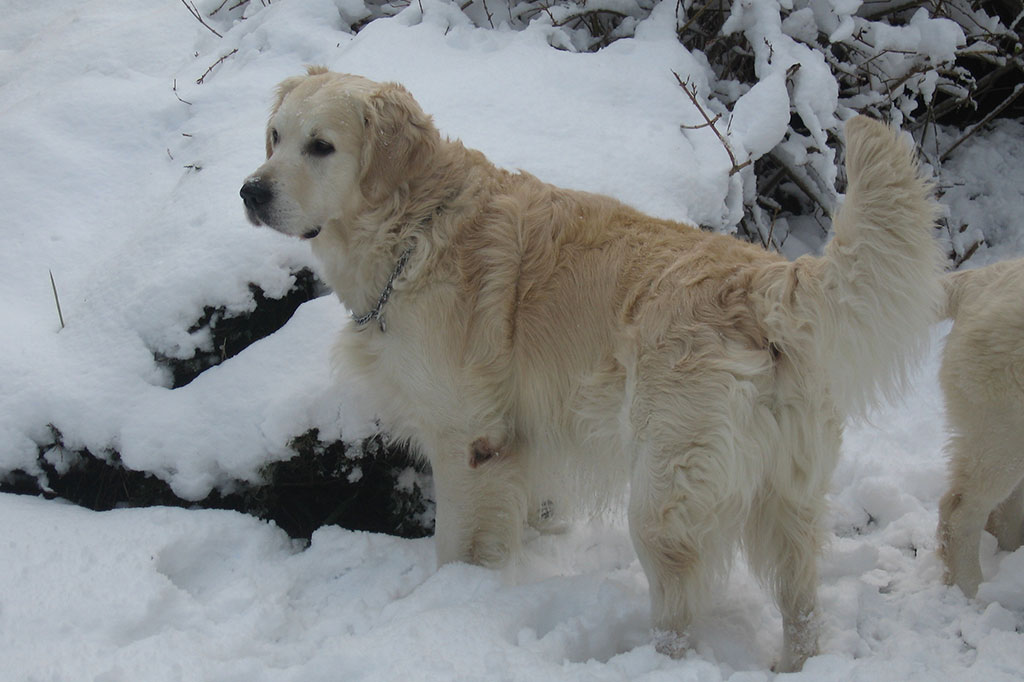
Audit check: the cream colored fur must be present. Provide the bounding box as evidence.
[937,259,1024,598]
[241,68,944,672]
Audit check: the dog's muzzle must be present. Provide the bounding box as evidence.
[240,177,321,239]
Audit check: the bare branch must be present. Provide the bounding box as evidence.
[196,49,239,85]
[209,0,234,15]
[679,114,722,130]
[180,0,223,38]
[941,81,1024,161]
[768,149,833,228]
[673,71,751,176]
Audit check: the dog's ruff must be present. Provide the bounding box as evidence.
[937,258,1024,598]
[242,68,944,672]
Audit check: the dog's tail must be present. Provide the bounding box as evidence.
[755,116,945,416]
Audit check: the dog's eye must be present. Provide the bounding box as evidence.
[270,128,279,145]
[307,139,335,157]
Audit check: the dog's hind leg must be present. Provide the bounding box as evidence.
[626,439,743,657]
[744,490,825,672]
[938,430,1023,597]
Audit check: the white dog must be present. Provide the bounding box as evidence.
[937,259,1024,598]
[241,68,943,671]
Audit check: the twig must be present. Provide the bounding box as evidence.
[765,211,779,249]
[941,82,1024,161]
[912,77,980,129]
[550,8,629,28]
[858,0,929,21]
[209,0,244,15]
[673,70,751,175]
[677,0,714,39]
[768,148,833,229]
[180,0,223,37]
[172,79,193,105]
[954,237,983,267]
[210,0,232,14]
[680,114,721,130]
[196,49,238,85]
[757,166,787,200]
[743,202,782,252]
[49,270,65,330]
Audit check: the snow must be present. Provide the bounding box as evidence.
[728,72,790,162]
[937,119,1024,264]
[1,1,1023,679]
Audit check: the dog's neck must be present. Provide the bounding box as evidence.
[323,140,494,330]
[342,199,452,333]
[351,244,415,333]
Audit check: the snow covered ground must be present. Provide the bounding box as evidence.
[1,1,1023,680]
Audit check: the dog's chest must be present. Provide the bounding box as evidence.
[344,312,491,438]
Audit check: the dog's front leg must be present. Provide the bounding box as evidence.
[430,438,528,568]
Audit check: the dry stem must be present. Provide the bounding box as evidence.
[49,270,65,330]
[196,49,239,85]
[673,71,751,175]
[181,0,223,38]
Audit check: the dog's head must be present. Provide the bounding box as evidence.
[240,67,436,240]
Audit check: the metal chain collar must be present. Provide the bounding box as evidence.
[351,245,415,333]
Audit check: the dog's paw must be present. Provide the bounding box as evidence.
[652,628,690,659]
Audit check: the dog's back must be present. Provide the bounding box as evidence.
[937,258,1024,597]
[942,258,1024,320]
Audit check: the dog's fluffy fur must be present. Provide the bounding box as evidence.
[241,68,944,671]
[937,259,1024,598]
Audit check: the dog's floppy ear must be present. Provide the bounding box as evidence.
[360,83,437,204]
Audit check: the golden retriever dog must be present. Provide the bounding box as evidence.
[240,67,943,671]
[937,259,1024,598]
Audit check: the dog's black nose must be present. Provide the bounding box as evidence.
[240,178,272,210]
